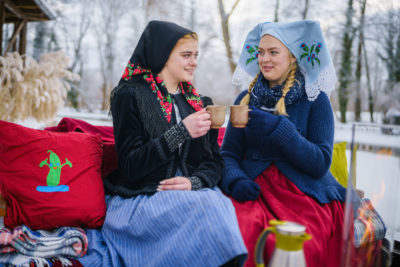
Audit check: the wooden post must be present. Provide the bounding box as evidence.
[4,19,25,54]
[2,0,28,55]
[18,20,27,55]
[12,21,17,52]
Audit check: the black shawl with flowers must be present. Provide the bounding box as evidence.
[105,21,223,197]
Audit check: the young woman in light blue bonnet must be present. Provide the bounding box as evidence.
[220,20,347,267]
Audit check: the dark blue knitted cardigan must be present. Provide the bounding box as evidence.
[220,90,347,204]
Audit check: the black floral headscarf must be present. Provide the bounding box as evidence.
[116,20,203,122]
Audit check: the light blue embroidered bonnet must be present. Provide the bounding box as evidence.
[233,20,337,101]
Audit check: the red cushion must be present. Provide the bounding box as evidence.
[0,120,106,230]
[45,117,117,178]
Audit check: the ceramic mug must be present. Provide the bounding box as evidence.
[230,105,251,128]
[206,105,226,129]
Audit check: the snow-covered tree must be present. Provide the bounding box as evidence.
[376,7,400,123]
[354,0,367,122]
[337,0,355,123]
[94,0,127,111]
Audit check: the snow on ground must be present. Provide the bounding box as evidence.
[14,107,112,129]
[56,108,113,126]
[335,122,400,149]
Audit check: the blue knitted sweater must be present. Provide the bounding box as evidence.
[220,90,346,204]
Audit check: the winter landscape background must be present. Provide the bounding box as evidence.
[1,0,400,259]
[4,0,399,120]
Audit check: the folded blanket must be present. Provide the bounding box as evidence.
[0,254,73,267]
[353,198,386,248]
[0,225,87,267]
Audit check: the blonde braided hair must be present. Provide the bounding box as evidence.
[275,62,297,116]
[239,62,298,116]
[239,73,259,106]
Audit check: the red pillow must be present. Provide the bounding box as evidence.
[45,117,118,178]
[0,120,106,230]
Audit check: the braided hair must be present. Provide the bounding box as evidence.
[239,73,259,106]
[275,62,297,116]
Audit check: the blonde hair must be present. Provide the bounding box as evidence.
[239,73,259,106]
[171,32,198,52]
[240,62,298,116]
[275,62,297,116]
[183,32,198,40]
[175,33,198,45]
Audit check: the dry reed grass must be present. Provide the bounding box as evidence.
[0,51,79,122]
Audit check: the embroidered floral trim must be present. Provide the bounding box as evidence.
[245,44,259,65]
[299,42,322,68]
[143,72,173,121]
[180,82,203,112]
[121,62,147,78]
[121,61,202,122]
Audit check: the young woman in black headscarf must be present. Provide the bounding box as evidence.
[79,20,247,267]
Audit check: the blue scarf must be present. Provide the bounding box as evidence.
[249,70,305,112]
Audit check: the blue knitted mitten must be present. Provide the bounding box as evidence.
[230,179,260,202]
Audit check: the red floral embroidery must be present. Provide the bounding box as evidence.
[180,83,203,111]
[155,76,163,83]
[122,68,129,79]
[121,61,203,122]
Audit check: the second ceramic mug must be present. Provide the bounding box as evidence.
[230,105,250,128]
[206,105,226,129]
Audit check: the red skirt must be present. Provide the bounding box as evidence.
[231,164,345,267]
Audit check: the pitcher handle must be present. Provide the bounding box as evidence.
[254,227,274,267]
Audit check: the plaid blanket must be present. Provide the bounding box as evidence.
[354,198,386,248]
[0,225,87,267]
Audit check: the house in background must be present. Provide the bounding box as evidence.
[0,0,55,56]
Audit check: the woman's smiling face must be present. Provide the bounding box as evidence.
[162,37,199,84]
[257,34,296,88]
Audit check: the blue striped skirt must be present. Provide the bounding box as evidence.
[79,187,247,266]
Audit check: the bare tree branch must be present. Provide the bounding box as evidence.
[226,0,240,24]
[218,0,239,77]
[302,0,309,19]
[95,0,126,110]
[274,0,280,22]
[354,0,367,122]
[70,0,93,74]
[362,35,374,122]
